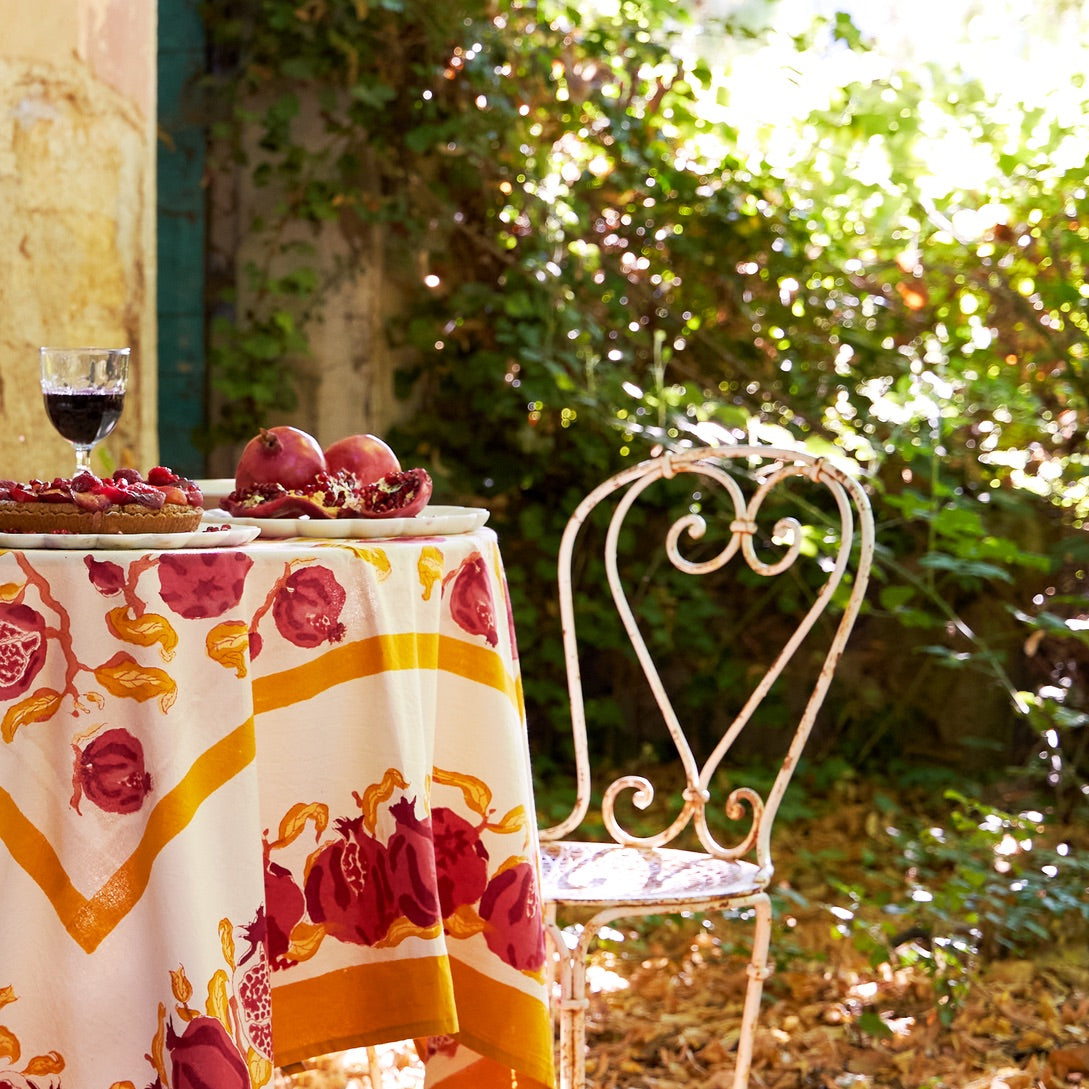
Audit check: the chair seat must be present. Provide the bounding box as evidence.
[540,839,767,910]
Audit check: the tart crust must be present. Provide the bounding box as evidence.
[0,502,203,536]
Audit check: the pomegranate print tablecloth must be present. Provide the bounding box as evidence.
[0,528,554,1089]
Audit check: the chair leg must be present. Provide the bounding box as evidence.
[543,907,591,1089]
[733,894,773,1089]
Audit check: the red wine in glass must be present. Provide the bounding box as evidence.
[39,347,130,473]
[44,390,125,446]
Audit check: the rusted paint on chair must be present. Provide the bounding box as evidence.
[537,445,875,1089]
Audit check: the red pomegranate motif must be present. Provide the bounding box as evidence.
[479,861,547,972]
[272,565,347,648]
[0,602,47,702]
[304,816,397,945]
[446,552,498,647]
[432,806,490,919]
[73,728,152,814]
[165,1015,250,1089]
[386,796,441,928]
[264,857,305,967]
[233,908,274,1060]
[158,551,254,620]
[84,555,126,596]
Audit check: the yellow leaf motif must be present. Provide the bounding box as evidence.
[170,966,193,1005]
[0,985,16,1010]
[1,688,62,743]
[206,968,231,1032]
[0,1025,19,1064]
[0,583,22,602]
[268,802,329,851]
[108,1082,137,1089]
[206,621,251,678]
[149,1003,167,1088]
[286,921,326,964]
[219,918,236,971]
[248,1049,274,1087]
[444,903,487,940]
[357,768,409,833]
[106,607,179,662]
[417,545,443,601]
[433,766,493,818]
[319,541,392,579]
[376,917,443,949]
[488,804,527,836]
[23,1051,64,1076]
[94,652,177,712]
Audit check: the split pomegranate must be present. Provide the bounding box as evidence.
[235,426,327,492]
[324,433,400,485]
[356,468,432,518]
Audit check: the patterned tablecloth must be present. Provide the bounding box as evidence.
[0,526,555,1089]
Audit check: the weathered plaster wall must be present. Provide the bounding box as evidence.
[0,0,156,480]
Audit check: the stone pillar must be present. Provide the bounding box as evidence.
[0,0,157,480]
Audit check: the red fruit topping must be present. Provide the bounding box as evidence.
[147,465,181,485]
[351,468,432,518]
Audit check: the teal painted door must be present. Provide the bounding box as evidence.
[157,0,206,476]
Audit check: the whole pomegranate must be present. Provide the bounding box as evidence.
[324,433,400,485]
[235,426,326,491]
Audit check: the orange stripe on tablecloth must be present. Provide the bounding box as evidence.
[446,957,556,1089]
[271,957,458,1068]
[0,718,256,953]
[423,1053,554,1089]
[253,633,519,716]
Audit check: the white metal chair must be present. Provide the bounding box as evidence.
[537,444,875,1089]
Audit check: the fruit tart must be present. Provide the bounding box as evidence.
[0,467,204,535]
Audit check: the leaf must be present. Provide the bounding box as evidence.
[247,1049,274,1088]
[2,688,63,743]
[444,903,487,939]
[0,986,15,1010]
[149,1003,167,1087]
[356,769,409,833]
[206,968,232,1031]
[0,583,23,602]
[106,607,179,662]
[94,652,178,712]
[0,1025,19,1064]
[22,1051,64,1076]
[488,804,527,836]
[170,966,193,1005]
[918,553,1013,583]
[376,917,442,948]
[417,545,444,601]
[286,921,326,963]
[267,801,329,850]
[206,620,251,678]
[857,1009,894,1038]
[219,918,236,971]
[433,766,493,818]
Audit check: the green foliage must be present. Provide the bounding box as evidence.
[823,783,1089,1022]
[198,0,1089,795]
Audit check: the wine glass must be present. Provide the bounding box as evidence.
[39,347,130,474]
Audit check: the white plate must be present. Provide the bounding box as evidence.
[202,504,490,540]
[194,478,237,509]
[0,524,261,551]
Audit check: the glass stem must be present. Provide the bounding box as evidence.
[74,446,93,473]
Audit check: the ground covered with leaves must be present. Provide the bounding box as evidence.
[276,777,1089,1089]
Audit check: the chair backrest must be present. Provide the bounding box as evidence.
[538,444,875,876]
